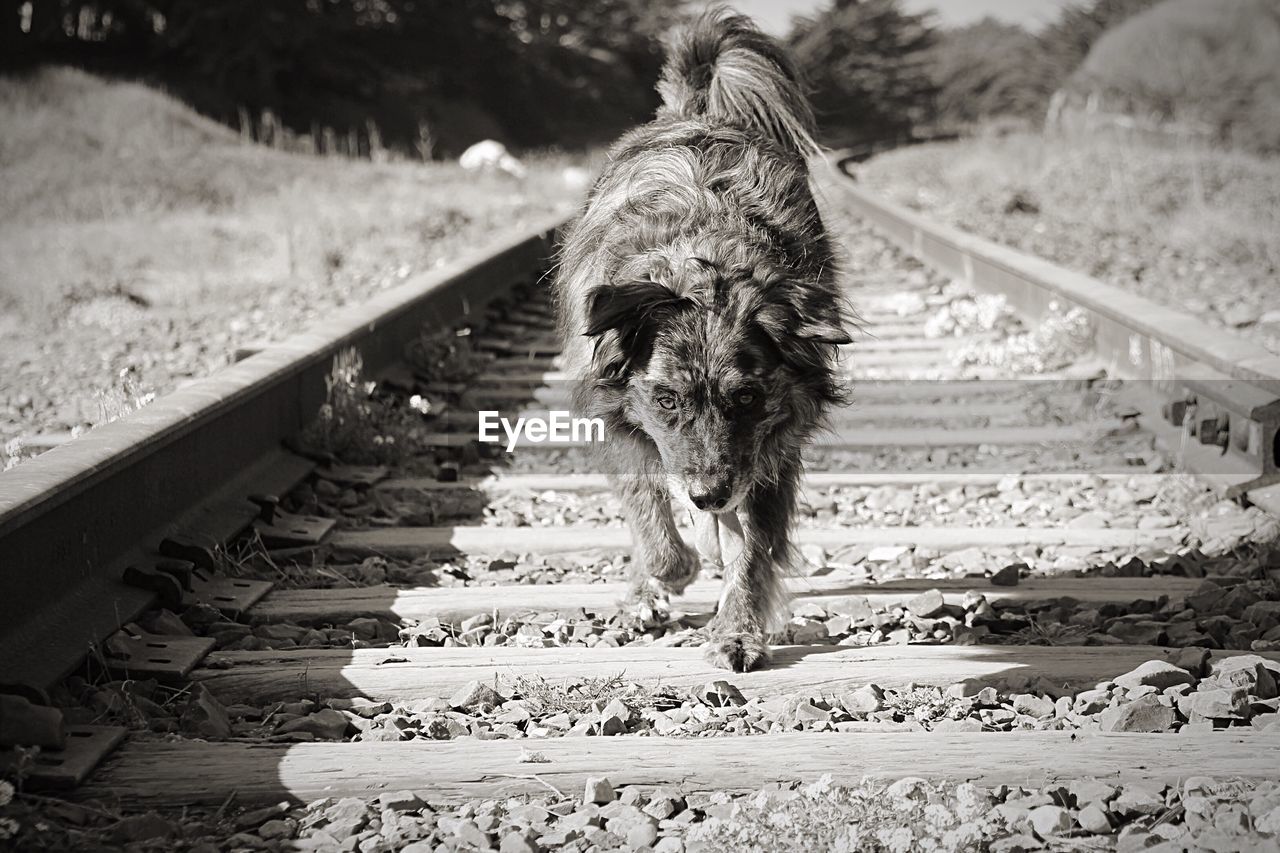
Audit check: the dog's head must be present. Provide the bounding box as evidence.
[585,254,850,513]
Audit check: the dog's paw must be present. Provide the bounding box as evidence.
[623,580,671,627]
[702,633,769,672]
[650,544,701,596]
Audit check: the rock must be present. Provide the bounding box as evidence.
[990,564,1022,586]
[1012,694,1055,718]
[1172,647,1212,677]
[626,819,659,849]
[449,680,505,711]
[1077,803,1113,834]
[107,813,176,843]
[1112,783,1165,816]
[1207,654,1278,699]
[499,830,539,853]
[585,776,616,805]
[1105,620,1166,645]
[1099,695,1175,732]
[1113,660,1196,692]
[180,684,231,740]
[1068,780,1116,807]
[695,680,746,708]
[1028,805,1073,837]
[839,684,885,715]
[277,709,350,740]
[1178,687,1249,720]
[258,819,296,840]
[906,588,946,618]
[377,791,424,812]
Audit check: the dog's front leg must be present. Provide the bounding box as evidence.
[702,459,798,673]
[607,434,701,618]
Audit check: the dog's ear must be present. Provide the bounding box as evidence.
[755,282,852,353]
[584,281,691,376]
[584,281,688,337]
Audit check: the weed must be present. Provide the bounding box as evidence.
[297,349,424,466]
[404,327,487,383]
[507,672,662,716]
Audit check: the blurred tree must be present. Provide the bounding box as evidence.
[1029,0,1163,98]
[2,0,687,151]
[927,18,1043,124]
[789,0,938,145]
[1075,0,1280,151]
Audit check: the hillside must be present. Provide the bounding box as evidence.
[0,67,586,467]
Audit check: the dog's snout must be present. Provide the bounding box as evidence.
[689,481,732,512]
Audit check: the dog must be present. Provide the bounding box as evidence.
[554,8,851,672]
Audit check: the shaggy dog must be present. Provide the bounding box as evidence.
[555,9,851,672]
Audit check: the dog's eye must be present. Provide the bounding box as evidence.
[656,395,677,410]
[734,390,756,406]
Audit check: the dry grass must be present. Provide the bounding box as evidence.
[0,67,590,464]
[506,672,663,715]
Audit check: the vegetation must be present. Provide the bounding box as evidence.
[1075,0,1280,152]
[2,0,686,152]
[925,18,1044,125]
[0,66,582,466]
[789,0,938,145]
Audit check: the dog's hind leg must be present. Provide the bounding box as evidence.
[605,434,701,621]
[703,453,799,672]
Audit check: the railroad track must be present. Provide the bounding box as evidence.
[3,171,1280,850]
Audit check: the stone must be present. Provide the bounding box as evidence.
[1112,783,1165,816]
[1207,655,1278,699]
[585,777,616,805]
[449,680,505,711]
[1028,805,1073,837]
[839,684,885,715]
[1178,687,1249,720]
[627,820,659,849]
[377,791,424,812]
[258,819,296,840]
[276,709,350,740]
[1113,660,1195,692]
[695,681,745,708]
[906,588,946,618]
[1012,694,1055,718]
[1098,695,1175,733]
[499,831,539,853]
[1077,803,1113,834]
[990,564,1022,586]
[180,684,232,739]
[1172,647,1212,677]
[107,813,176,843]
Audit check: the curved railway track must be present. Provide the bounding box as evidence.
[3,165,1280,850]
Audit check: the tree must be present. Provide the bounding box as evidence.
[789,0,938,145]
[1028,0,1164,98]
[927,18,1044,124]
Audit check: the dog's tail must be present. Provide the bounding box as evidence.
[658,7,818,158]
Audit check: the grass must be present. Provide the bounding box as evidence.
[507,672,664,715]
[856,130,1280,352]
[0,66,589,466]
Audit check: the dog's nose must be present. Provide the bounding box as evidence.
[689,483,731,512]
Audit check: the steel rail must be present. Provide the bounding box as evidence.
[0,214,567,692]
[832,155,1280,492]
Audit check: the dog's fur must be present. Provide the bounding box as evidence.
[554,8,851,672]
